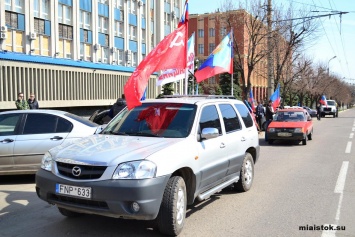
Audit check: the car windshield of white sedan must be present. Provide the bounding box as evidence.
[102,103,197,138]
[275,111,305,122]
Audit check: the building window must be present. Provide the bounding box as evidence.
[34,18,45,35]
[117,50,124,65]
[114,21,124,37]
[131,0,137,14]
[102,47,109,64]
[209,28,215,37]
[33,0,50,19]
[141,3,146,18]
[58,24,73,39]
[5,11,19,29]
[80,42,92,61]
[198,29,204,38]
[114,0,123,9]
[198,44,204,54]
[220,27,227,36]
[58,3,72,25]
[141,29,146,42]
[132,52,137,66]
[80,10,91,30]
[99,0,108,4]
[209,43,215,54]
[129,25,137,40]
[98,16,108,34]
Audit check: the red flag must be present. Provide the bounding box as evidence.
[124,24,187,109]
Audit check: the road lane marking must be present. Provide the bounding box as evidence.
[334,161,349,194]
[350,133,354,139]
[345,142,352,154]
[322,161,349,237]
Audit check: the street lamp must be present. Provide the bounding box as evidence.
[327,56,336,76]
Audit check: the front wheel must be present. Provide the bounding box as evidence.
[302,136,307,145]
[234,153,254,192]
[157,176,186,236]
[307,130,313,140]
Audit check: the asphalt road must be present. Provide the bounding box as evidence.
[1,109,354,237]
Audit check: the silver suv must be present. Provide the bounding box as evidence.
[36,97,260,236]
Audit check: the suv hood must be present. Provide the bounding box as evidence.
[50,135,182,166]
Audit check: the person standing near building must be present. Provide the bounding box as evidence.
[265,100,275,141]
[15,92,30,110]
[28,93,39,109]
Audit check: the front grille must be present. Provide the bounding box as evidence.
[275,128,294,133]
[57,162,107,180]
[324,108,331,112]
[49,194,109,209]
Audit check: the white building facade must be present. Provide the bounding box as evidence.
[0,0,183,110]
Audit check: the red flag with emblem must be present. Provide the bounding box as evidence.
[124,24,187,110]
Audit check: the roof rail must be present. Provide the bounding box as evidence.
[157,95,236,99]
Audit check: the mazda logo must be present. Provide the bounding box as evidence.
[72,166,81,177]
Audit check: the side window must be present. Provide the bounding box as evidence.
[234,104,254,128]
[218,104,241,133]
[56,117,73,133]
[23,114,57,134]
[0,114,22,136]
[199,105,222,134]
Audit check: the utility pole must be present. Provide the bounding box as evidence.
[267,0,274,99]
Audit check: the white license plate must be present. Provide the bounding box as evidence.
[278,132,292,137]
[56,184,91,199]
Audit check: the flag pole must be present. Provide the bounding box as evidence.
[230,30,234,96]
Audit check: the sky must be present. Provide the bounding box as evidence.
[188,0,355,85]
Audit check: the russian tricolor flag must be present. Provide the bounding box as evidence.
[178,0,189,27]
[249,88,256,112]
[270,83,281,111]
[320,95,327,107]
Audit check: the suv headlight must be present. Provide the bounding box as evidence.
[268,128,275,132]
[41,152,53,171]
[112,160,157,179]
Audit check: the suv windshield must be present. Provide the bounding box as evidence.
[102,103,197,138]
[327,101,336,106]
[275,111,305,122]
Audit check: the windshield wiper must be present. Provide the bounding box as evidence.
[127,132,161,137]
[105,131,130,136]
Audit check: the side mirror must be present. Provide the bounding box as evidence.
[307,116,312,121]
[200,128,219,140]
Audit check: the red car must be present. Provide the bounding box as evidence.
[266,108,313,145]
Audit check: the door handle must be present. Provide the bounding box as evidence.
[241,137,246,142]
[50,136,63,141]
[0,138,14,143]
[220,142,225,148]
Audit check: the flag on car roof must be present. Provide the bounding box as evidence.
[124,24,188,110]
[320,95,327,107]
[178,0,189,28]
[270,83,281,111]
[195,31,233,82]
[249,88,256,112]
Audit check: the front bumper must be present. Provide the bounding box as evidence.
[35,169,170,220]
[267,132,305,141]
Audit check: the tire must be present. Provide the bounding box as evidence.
[157,176,186,236]
[302,136,307,145]
[268,139,274,144]
[58,207,82,217]
[234,153,254,192]
[307,130,313,140]
[333,114,336,118]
